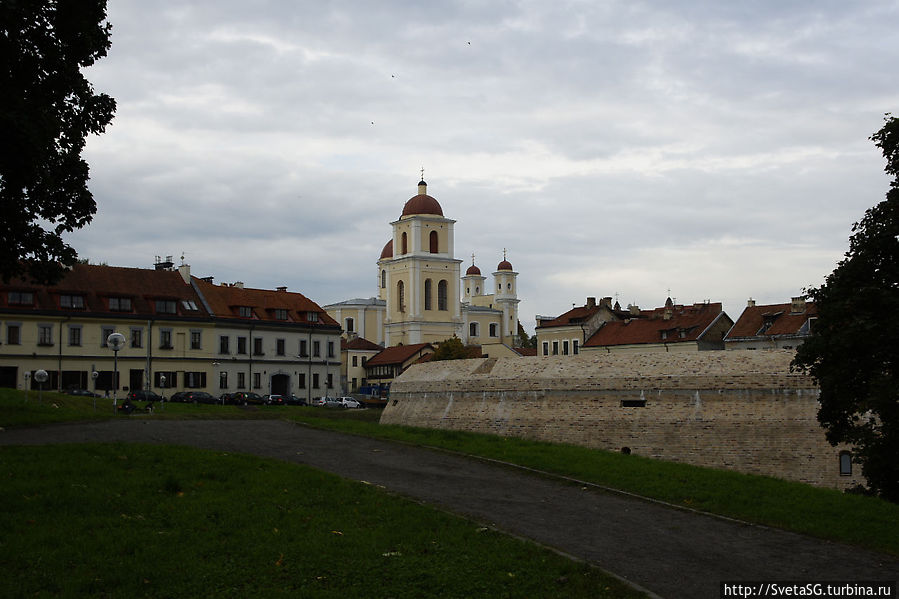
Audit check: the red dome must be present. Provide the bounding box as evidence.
[379,239,393,259]
[465,264,481,276]
[497,260,513,271]
[401,194,443,217]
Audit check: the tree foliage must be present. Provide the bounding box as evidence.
[431,337,469,361]
[0,0,116,283]
[793,114,899,502]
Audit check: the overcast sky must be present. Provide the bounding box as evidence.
[66,0,899,332]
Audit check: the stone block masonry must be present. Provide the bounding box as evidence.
[381,350,860,489]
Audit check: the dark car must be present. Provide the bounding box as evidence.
[265,394,285,406]
[185,391,217,404]
[63,388,100,397]
[231,392,264,405]
[127,390,165,402]
[285,394,307,406]
[169,391,191,403]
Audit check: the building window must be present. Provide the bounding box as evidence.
[429,230,439,253]
[839,452,852,476]
[313,341,320,357]
[276,339,285,356]
[621,399,647,408]
[159,329,173,349]
[101,326,115,347]
[185,372,207,388]
[438,280,448,311]
[469,322,478,337]
[219,372,228,389]
[552,341,559,355]
[60,294,84,309]
[307,311,318,322]
[328,341,335,358]
[155,299,177,314]
[253,337,263,356]
[253,372,261,389]
[237,372,246,389]
[397,281,405,313]
[401,232,408,254]
[542,341,549,356]
[345,317,354,333]
[381,270,386,289]
[239,306,253,318]
[313,373,320,389]
[154,371,176,388]
[563,340,569,355]
[361,357,367,366]
[130,328,142,348]
[68,326,82,347]
[274,308,288,321]
[424,279,432,310]
[190,330,201,350]
[220,335,230,354]
[38,324,53,346]
[573,340,579,355]
[7,324,21,345]
[8,291,34,305]
[182,300,198,311]
[489,323,498,337]
[299,339,308,357]
[237,337,247,354]
[352,355,358,367]
[298,373,306,389]
[109,297,131,312]
[326,373,333,389]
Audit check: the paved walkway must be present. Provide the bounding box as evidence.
[2,419,897,598]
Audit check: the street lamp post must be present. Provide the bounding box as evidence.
[34,369,48,404]
[91,371,99,411]
[107,332,126,413]
[23,371,30,402]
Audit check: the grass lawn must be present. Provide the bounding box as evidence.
[3,388,899,557]
[0,443,644,598]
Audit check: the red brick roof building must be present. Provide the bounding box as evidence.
[725,297,817,350]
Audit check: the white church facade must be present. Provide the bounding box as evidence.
[325,179,520,352]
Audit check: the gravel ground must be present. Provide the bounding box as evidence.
[2,419,897,599]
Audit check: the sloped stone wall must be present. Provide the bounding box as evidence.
[381,351,859,489]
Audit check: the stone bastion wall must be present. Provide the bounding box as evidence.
[380,350,859,490]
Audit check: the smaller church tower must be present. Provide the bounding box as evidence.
[493,251,520,341]
[461,255,486,304]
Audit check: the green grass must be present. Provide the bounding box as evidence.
[0,443,644,598]
[3,388,899,557]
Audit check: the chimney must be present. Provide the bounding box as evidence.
[628,304,640,316]
[600,297,613,308]
[790,296,806,313]
[586,297,596,308]
[233,281,244,289]
[747,298,756,308]
[178,263,190,284]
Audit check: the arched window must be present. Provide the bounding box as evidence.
[381,270,386,289]
[424,279,432,310]
[401,232,408,254]
[397,281,405,313]
[469,322,478,337]
[429,230,438,253]
[438,280,448,311]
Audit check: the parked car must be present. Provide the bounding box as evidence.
[63,388,99,397]
[169,391,191,403]
[338,397,362,409]
[285,394,307,406]
[313,396,342,408]
[127,390,165,402]
[185,391,217,404]
[231,392,265,405]
[265,394,285,406]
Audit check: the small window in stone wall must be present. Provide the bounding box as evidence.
[620,399,646,408]
[839,451,852,476]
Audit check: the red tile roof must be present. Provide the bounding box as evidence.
[366,343,434,366]
[194,278,338,327]
[726,302,817,339]
[537,298,631,329]
[585,302,726,347]
[0,264,208,317]
[343,337,383,351]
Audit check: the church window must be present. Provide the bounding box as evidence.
[573,340,579,355]
[469,322,479,337]
[397,281,405,313]
[489,323,498,337]
[552,341,559,355]
[563,340,569,355]
[381,270,386,289]
[437,280,448,311]
[542,342,549,356]
[401,232,408,254]
[424,279,432,310]
[475,286,479,294]
[429,230,438,253]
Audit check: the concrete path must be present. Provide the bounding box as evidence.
[2,419,897,599]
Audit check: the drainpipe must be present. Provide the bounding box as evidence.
[307,330,312,404]
[58,316,69,391]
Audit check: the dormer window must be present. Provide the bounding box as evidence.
[679,329,687,339]
[60,294,84,309]
[181,300,198,311]
[155,299,177,314]
[8,291,33,305]
[307,311,319,322]
[661,331,668,340]
[109,297,132,312]
[239,306,253,318]
[274,308,288,321]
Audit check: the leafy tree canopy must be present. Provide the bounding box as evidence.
[793,114,899,502]
[0,0,116,283]
[431,337,469,361]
